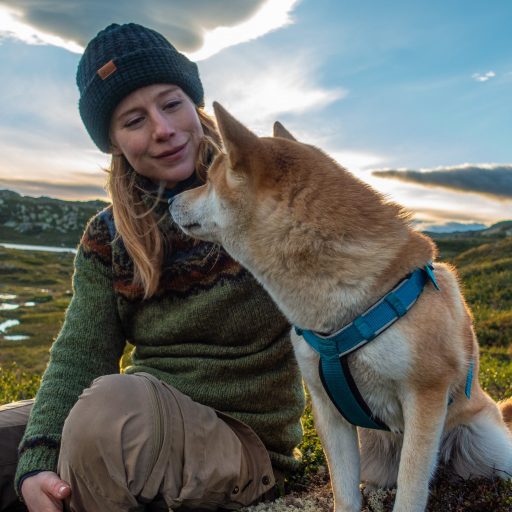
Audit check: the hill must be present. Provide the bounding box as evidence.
[0,189,108,247]
[0,217,511,511]
[426,220,512,259]
[427,220,512,238]
[1,187,510,251]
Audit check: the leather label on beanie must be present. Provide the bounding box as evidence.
[97,60,117,80]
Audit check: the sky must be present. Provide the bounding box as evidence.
[0,0,511,232]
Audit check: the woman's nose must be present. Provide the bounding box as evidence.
[151,112,175,141]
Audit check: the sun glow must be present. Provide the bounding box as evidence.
[0,5,83,53]
[186,0,300,61]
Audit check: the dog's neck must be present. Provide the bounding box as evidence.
[216,151,436,333]
[229,218,434,334]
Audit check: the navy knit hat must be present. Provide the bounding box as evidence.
[77,23,204,153]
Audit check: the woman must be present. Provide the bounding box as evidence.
[0,23,305,512]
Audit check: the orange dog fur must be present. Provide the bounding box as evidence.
[170,103,512,512]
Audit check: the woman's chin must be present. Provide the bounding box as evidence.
[141,167,195,188]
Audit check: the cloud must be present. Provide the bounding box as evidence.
[0,177,108,201]
[0,123,109,179]
[202,50,346,132]
[0,72,83,132]
[372,163,512,199]
[187,0,298,61]
[0,5,83,52]
[0,0,299,58]
[329,151,384,173]
[472,71,496,82]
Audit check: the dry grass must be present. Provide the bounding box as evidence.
[241,469,512,511]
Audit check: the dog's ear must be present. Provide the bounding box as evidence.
[213,102,258,170]
[273,121,296,141]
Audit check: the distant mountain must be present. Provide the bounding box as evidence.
[479,220,512,237]
[1,187,511,251]
[425,220,512,260]
[425,220,512,239]
[423,222,488,234]
[0,189,108,247]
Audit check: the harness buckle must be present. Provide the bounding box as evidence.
[353,317,375,341]
[384,292,407,317]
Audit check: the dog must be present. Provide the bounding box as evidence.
[169,102,512,512]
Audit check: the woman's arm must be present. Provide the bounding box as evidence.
[15,211,126,494]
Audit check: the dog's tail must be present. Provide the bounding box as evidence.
[499,398,512,431]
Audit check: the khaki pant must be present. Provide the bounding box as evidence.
[0,373,276,511]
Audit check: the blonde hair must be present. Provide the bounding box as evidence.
[106,108,221,299]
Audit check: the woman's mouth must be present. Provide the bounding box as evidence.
[154,142,188,160]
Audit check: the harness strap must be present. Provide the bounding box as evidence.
[295,264,440,430]
[320,356,389,430]
[296,266,437,359]
[465,358,474,399]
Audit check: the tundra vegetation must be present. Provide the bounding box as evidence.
[0,189,106,247]
[1,201,511,511]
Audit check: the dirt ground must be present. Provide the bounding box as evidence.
[241,469,512,512]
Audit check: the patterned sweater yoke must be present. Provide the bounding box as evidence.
[15,182,305,491]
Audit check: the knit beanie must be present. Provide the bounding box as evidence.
[77,23,204,153]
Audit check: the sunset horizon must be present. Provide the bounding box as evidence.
[0,0,510,231]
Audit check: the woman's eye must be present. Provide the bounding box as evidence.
[164,100,181,110]
[125,116,144,128]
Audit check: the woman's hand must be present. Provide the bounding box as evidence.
[21,471,71,512]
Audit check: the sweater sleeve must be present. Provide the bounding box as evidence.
[15,211,126,493]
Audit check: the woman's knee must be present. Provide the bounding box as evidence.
[59,373,176,500]
[61,373,154,464]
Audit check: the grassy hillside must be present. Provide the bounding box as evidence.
[0,247,74,375]
[0,189,107,247]
[1,228,511,511]
[451,237,512,400]
[2,229,510,392]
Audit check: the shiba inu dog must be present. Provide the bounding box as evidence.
[169,102,512,512]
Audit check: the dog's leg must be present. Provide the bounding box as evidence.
[308,383,362,512]
[292,335,361,512]
[392,388,448,512]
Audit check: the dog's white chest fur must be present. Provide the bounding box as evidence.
[291,327,410,432]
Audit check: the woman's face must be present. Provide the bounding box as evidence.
[110,84,204,188]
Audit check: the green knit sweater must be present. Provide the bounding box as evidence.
[15,184,305,491]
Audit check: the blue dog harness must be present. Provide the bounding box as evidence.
[294,264,466,430]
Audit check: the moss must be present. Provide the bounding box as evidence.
[479,347,512,400]
[0,363,41,403]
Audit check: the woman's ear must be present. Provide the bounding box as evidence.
[109,135,123,156]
